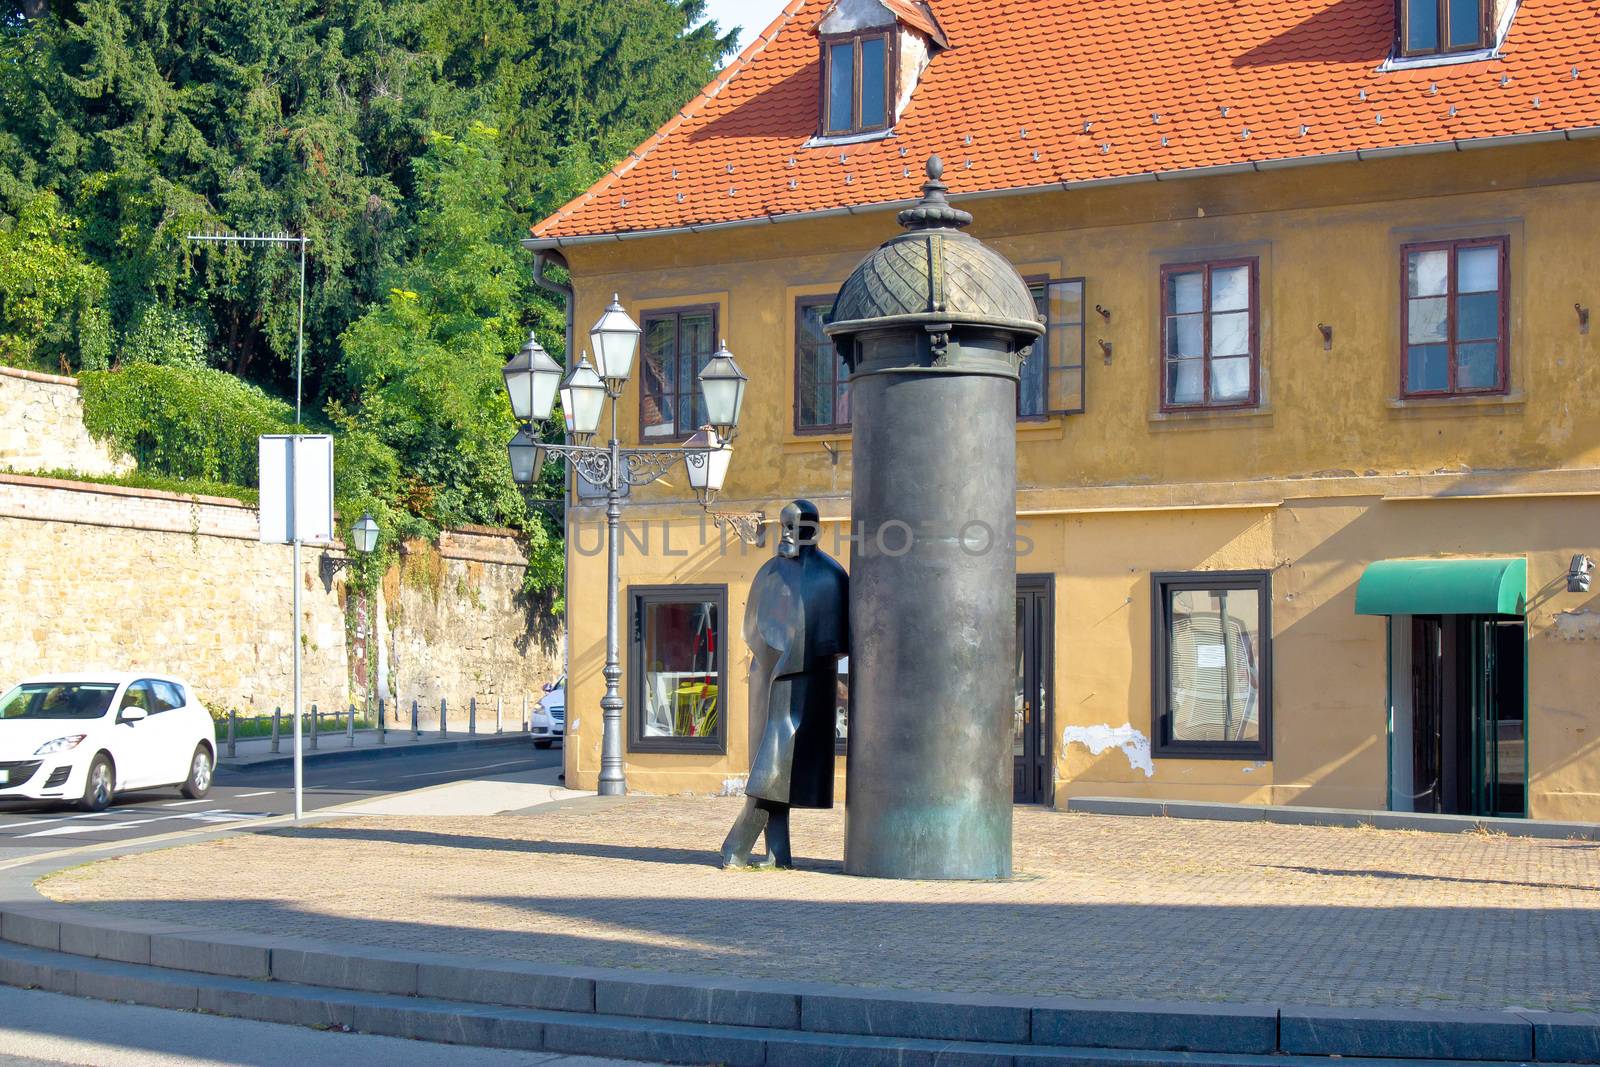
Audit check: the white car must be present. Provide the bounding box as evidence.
[530,675,564,749]
[0,674,217,811]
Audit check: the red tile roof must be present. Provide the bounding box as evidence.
[531,0,1600,245]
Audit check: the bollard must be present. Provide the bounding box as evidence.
[469,697,476,735]
[309,702,319,751]
[378,698,386,745]
[496,697,502,735]
[440,697,447,737]
[411,699,419,740]
[227,710,237,759]
[522,694,529,732]
[347,703,356,747]
[271,707,281,753]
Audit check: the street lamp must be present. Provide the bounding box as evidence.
[503,332,564,422]
[351,513,380,554]
[503,299,746,796]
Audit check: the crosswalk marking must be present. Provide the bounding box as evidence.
[15,808,269,839]
[232,791,275,798]
[161,800,209,807]
[0,810,113,833]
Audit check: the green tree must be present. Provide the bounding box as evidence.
[0,190,111,371]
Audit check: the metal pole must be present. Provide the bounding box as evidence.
[522,694,529,733]
[347,703,355,747]
[598,398,626,796]
[469,697,476,735]
[440,697,447,737]
[411,699,419,740]
[227,710,236,759]
[496,697,502,734]
[378,698,386,745]
[309,701,318,751]
[271,706,281,754]
[295,237,306,425]
[292,538,303,821]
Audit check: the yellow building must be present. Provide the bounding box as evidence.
[528,0,1600,820]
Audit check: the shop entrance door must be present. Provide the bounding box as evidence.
[1014,575,1053,804]
[1408,615,1525,817]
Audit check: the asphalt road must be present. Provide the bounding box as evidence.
[0,742,563,861]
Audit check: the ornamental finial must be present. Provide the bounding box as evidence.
[897,154,973,232]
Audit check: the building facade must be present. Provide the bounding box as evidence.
[530,0,1600,820]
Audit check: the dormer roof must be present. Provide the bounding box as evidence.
[530,0,1600,247]
[817,0,947,47]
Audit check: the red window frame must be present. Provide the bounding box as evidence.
[1397,0,1491,57]
[1159,258,1260,413]
[1399,235,1510,398]
[818,31,895,136]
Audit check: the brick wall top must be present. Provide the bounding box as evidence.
[0,365,79,388]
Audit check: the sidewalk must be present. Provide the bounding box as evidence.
[33,796,1600,1015]
[218,728,551,768]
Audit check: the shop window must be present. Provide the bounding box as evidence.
[628,585,726,753]
[640,307,717,440]
[1019,279,1086,418]
[1401,236,1508,397]
[795,297,850,433]
[1152,571,1273,759]
[822,31,892,136]
[1160,258,1259,411]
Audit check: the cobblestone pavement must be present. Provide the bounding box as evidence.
[40,798,1600,1012]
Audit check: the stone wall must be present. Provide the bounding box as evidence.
[0,476,561,722]
[0,367,131,477]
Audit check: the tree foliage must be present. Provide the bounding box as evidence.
[0,0,734,598]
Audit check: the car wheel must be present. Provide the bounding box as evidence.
[79,755,114,812]
[534,740,554,750]
[181,745,213,799]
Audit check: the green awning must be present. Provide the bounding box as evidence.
[1355,558,1526,616]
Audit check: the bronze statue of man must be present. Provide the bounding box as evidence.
[720,499,849,869]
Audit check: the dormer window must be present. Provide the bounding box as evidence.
[824,32,892,135]
[813,0,946,142]
[1399,0,1490,56]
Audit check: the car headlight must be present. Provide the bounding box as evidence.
[34,735,88,756]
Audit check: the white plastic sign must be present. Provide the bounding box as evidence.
[259,434,334,544]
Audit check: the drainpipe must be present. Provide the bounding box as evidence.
[532,249,575,365]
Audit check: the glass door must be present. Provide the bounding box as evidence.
[1014,576,1053,804]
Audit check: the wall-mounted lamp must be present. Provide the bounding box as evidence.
[1094,304,1112,322]
[1568,553,1593,593]
[1317,323,1333,351]
[1097,338,1113,364]
[1577,304,1590,335]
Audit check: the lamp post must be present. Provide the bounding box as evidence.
[503,300,745,796]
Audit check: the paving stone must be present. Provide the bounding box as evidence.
[350,1003,544,1051]
[150,932,272,978]
[541,1014,767,1067]
[196,984,358,1030]
[1521,1011,1600,1063]
[39,798,1600,1015]
[58,920,150,965]
[1030,999,1278,1053]
[1279,1006,1532,1060]
[596,974,799,1028]
[270,946,418,995]
[802,989,1030,1042]
[73,968,199,1012]
[765,1030,1015,1067]
[417,958,594,1012]
[1,909,59,951]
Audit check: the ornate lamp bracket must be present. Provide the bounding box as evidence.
[710,509,766,547]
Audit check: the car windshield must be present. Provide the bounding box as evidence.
[0,683,118,720]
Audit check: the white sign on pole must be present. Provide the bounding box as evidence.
[259,435,335,544]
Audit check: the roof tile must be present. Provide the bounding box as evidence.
[534,0,1600,241]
